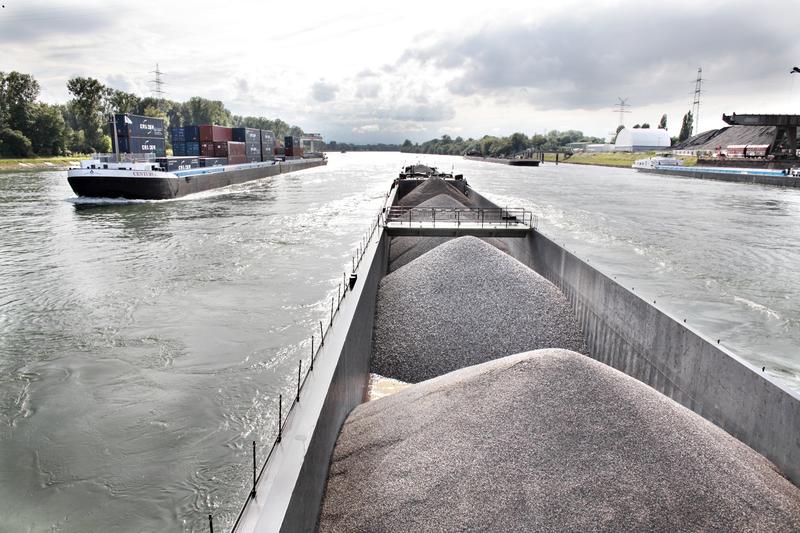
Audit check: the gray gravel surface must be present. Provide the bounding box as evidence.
[319,349,800,532]
[398,177,474,207]
[373,236,585,382]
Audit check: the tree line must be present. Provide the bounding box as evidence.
[329,130,606,157]
[0,71,304,158]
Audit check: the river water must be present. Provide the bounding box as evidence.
[1,152,798,531]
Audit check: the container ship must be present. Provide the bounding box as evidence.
[67,114,326,200]
[222,167,799,532]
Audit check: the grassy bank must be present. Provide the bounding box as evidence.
[543,151,697,168]
[0,155,84,171]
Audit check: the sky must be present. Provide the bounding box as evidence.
[2,0,800,143]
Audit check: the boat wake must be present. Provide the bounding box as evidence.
[733,295,781,320]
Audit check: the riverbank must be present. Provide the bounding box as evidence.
[465,152,697,169]
[0,156,80,171]
[545,151,697,168]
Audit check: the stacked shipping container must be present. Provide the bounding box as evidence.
[166,123,291,167]
[112,114,166,157]
[233,127,262,163]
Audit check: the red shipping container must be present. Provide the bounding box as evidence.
[199,125,233,142]
[200,142,216,156]
[213,141,229,157]
[214,141,245,158]
[228,154,247,165]
[228,141,245,156]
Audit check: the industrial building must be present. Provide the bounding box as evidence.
[614,128,671,152]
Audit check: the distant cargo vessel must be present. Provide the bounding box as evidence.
[632,156,800,187]
[67,114,326,200]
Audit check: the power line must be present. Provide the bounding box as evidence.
[149,63,166,97]
[691,67,703,136]
[613,97,631,128]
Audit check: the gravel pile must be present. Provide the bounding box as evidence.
[319,349,800,532]
[373,236,585,382]
[397,177,474,207]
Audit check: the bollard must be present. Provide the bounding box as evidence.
[310,336,315,370]
[209,514,214,533]
[277,394,282,443]
[296,360,302,403]
[251,441,257,498]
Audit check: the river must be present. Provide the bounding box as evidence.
[1,152,798,531]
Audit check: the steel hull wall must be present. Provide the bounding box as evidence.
[639,167,800,188]
[68,159,326,200]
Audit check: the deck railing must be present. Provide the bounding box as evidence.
[384,206,537,230]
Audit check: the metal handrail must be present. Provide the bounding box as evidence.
[384,206,536,229]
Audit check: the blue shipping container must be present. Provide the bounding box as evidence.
[170,127,186,143]
[184,126,200,142]
[173,142,186,156]
[185,142,200,156]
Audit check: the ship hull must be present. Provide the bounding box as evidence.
[68,158,326,200]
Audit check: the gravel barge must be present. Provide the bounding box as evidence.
[230,170,800,532]
[633,158,800,188]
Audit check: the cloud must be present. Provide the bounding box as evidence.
[355,83,380,98]
[0,3,129,43]
[403,1,799,111]
[353,124,380,133]
[311,80,338,102]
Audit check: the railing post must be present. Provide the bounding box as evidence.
[319,321,324,345]
[337,283,341,310]
[251,440,257,498]
[209,514,214,533]
[433,208,435,227]
[330,297,334,326]
[457,209,460,227]
[296,360,302,403]
[310,335,315,370]
[277,394,282,443]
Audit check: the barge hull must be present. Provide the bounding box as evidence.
[639,167,800,188]
[68,158,326,200]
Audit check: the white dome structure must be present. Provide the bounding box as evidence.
[614,128,671,152]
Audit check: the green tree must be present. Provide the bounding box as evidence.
[67,77,108,152]
[108,89,140,114]
[658,114,667,129]
[641,123,650,129]
[0,128,33,156]
[509,132,529,153]
[29,103,67,155]
[184,96,232,126]
[0,71,41,134]
[678,111,693,142]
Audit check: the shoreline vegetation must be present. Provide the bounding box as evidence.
[0,151,699,172]
[0,70,304,159]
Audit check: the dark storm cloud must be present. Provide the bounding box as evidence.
[0,4,127,44]
[403,1,799,110]
[311,80,338,102]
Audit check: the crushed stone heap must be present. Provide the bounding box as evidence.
[397,176,474,207]
[388,193,510,272]
[319,349,800,532]
[373,236,585,382]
